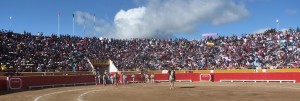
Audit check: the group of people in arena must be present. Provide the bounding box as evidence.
[94,69,119,86]
[92,67,178,89]
[1,29,300,73]
[93,69,157,86]
[130,72,156,84]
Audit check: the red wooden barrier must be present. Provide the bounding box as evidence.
[6,75,94,89]
[213,72,300,83]
[0,76,8,90]
[1,72,300,90]
[200,74,211,81]
[126,74,143,81]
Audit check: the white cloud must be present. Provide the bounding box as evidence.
[75,0,249,38]
[114,7,149,38]
[280,28,288,32]
[74,11,114,36]
[74,11,93,26]
[242,0,271,3]
[285,9,298,15]
[253,28,270,33]
[211,1,249,25]
[253,28,288,33]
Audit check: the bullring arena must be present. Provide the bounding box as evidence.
[1,0,300,101]
[1,82,300,101]
[1,69,300,101]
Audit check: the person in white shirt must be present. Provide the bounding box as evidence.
[131,73,136,83]
[150,73,155,85]
[145,73,150,83]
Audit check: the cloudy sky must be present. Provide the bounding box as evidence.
[0,0,299,39]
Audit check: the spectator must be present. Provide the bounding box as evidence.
[150,73,155,85]
[122,73,127,85]
[114,73,119,86]
[131,73,136,83]
[102,73,107,86]
[0,29,299,72]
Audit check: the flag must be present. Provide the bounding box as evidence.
[58,10,60,16]
[73,13,74,18]
[1,64,6,71]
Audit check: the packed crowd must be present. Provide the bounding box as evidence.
[0,30,91,72]
[1,29,300,72]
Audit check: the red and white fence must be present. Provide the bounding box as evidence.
[1,72,300,90]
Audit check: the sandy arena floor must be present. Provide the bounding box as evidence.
[0,82,300,101]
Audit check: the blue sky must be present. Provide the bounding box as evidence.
[0,0,299,39]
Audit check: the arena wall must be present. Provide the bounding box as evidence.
[0,75,94,90]
[0,76,8,90]
[213,72,300,83]
[1,72,300,90]
[112,72,300,83]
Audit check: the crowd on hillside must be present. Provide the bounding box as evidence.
[1,29,300,72]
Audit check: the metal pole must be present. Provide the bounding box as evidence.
[93,23,95,37]
[277,23,279,31]
[73,15,74,36]
[58,11,60,35]
[9,16,12,30]
[84,21,86,38]
[276,19,279,31]
[94,14,95,37]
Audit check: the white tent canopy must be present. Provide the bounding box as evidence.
[109,60,118,73]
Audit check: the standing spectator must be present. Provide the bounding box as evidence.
[168,67,176,89]
[95,67,101,85]
[72,63,77,72]
[107,72,111,84]
[122,73,127,85]
[114,73,119,86]
[145,73,150,83]
[150,73,155,85]
[131,73,136,83]
[102,74,107,86]
[110,73,114,85]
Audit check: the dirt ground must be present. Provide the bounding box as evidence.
[0,82,300,101]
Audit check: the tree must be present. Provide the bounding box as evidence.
[264,28,276,34]
[297,27,300,32]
